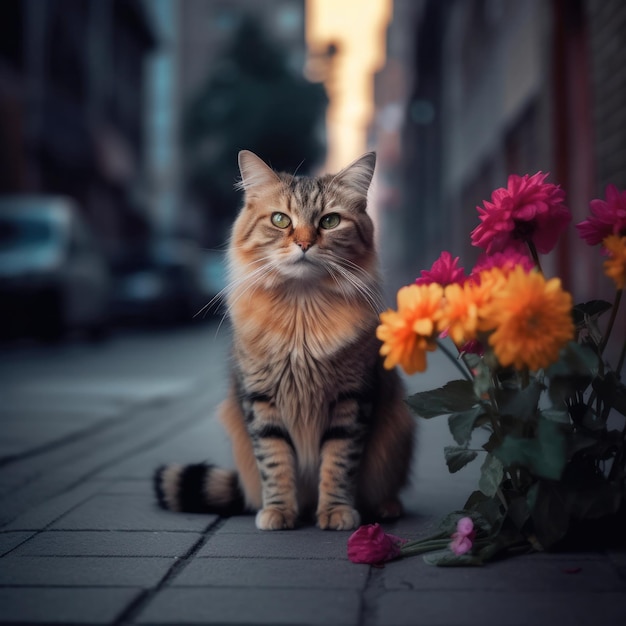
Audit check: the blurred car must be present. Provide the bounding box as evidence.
[0,196,111,341]
[113,237,206,326]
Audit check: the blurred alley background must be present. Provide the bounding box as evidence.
[0,0,625,343]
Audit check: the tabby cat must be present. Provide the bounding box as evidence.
[154,150,415,530]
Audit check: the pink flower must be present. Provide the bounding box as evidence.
[347,524,406,564]
[576,184,626,246]
[416,251,467,286]
[470,172,571,255]
[449,517,476,556]
[471,248,535,276]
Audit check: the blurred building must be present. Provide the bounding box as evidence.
[0,0,157,272]
[375,0,626,304]
[175,0,308,245]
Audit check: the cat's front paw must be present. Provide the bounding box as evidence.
[317,506,361,531]
[255,507,297,530]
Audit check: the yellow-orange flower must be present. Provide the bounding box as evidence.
[437,269,511,346]
[482,266,574,371]
[603,234,626,290]
[440,282,480,345]
[376,283,443,374]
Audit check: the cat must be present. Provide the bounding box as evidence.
[154,150,415,530]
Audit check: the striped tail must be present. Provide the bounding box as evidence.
[154,463,246,516]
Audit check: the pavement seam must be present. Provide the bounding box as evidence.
[359,566,384,626]
[0,385,215,528]
[112,517,226,626]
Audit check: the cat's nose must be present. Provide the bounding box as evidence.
[296,240,313,252]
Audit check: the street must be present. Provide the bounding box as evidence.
[0,324,624,625]
[0,322,479,523]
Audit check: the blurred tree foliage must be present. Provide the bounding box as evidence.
[183,17,328,240]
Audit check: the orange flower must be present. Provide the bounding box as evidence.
[439,268,510,345]
[440,282,480,345]
[482,266,574,371]
[376,284,443,374]
[471,267,508,332]
[603,234,626,290]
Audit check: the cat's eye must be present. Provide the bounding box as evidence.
[271,212,291,229]
[319,213,341,230]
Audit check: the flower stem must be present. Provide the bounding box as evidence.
[436,339,473,381]
[599,289,623,356]
[527,241,543,274]
[400,538,450,557]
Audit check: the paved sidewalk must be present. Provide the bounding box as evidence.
[1,340,625,625]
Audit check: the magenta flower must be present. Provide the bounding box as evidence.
[449,517,476,556]
[416,251,467,286]
[470,172,571,255]
[576,184,626,246]
[471,248,535,276]
[347,524,406,564]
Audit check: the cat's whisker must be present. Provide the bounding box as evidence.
[327,261,383,315]
[223,260,281,314]
[330,256,385,311]
[319,261,352,307]
[195,257,275,320]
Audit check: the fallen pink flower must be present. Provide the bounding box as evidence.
[449,516,476,556]
[347,523,406,564]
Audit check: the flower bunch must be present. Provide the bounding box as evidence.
[376,259,575,375]
[347,516,486,567]
[368,174,626,566]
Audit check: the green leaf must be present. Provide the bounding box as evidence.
[526,481,570,549]
[592,371,626,417]
[479,453,504,497]
[547,342,599,379]
[566,478,622,520]
[463,491,502,529]
[506,495,531,531]
[448,406,486,446]
[444,446,478,473]
[407,380,478,419]
[495,379,543,420]
[492,419,567,480]
[572,300,612,326]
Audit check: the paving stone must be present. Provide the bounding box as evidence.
[0,532,34,556]
[0,556,174,587]
[172,557,368,589]
[0,587,141,624]
[49,494,214,532]
[136,587,361,625]
[374,590,626,626]
[198,528,350,558]
[381,554,626,591]
[11,530,202,557]
[100,479,153,494]
[214,515,356,535]
[214,515,267,533]
[0,482,101,530]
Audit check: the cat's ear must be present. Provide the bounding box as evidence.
[333,152,376,199]
[237,150,280,193]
